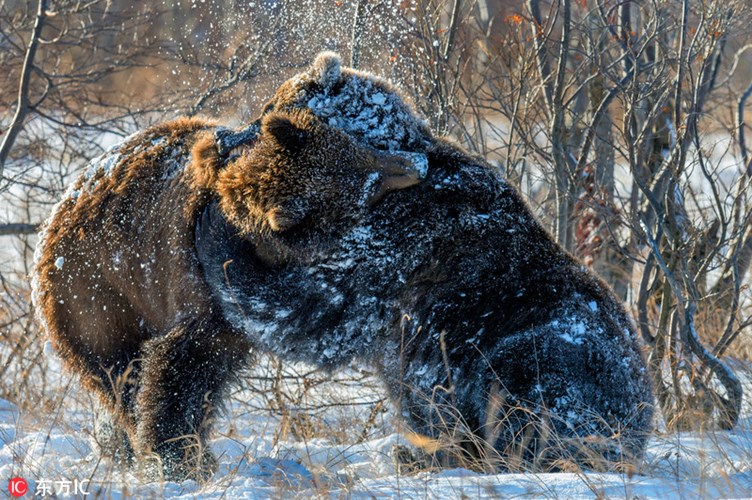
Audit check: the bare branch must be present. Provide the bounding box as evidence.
[527,0,554,110]
[738,81,752,173]
[442,0,462,61]
[0,223,39,236]
[0,0,47,177]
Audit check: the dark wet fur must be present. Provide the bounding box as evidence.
[196,135,654,472]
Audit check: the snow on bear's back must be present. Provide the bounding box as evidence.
[271,52,432,152]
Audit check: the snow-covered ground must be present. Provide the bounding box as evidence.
[2,352,752,499]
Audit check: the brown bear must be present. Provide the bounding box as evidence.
[196,54,655,471]
[32,109,423,480]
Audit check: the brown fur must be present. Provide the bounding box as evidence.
[187,133,223,192]
[216,109,420,237]
[34,116,252,479]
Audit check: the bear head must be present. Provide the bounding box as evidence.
[261,52,432,152]
[215,109,426,259]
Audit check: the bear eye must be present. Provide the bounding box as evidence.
[264,201,307,232]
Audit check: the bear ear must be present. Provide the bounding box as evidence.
[366,151,427,206]
[262,113,309,153]
[310,51,341,89]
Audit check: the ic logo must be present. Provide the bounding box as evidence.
[8,477,28,497]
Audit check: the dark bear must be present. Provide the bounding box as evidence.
[196,54,654,471]
[32,110,422,480]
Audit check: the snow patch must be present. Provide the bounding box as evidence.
[556,317,587,345]
[398,150,429,178]
[292,56,429,151]
[359,171,381,207]
[161,147,191,182]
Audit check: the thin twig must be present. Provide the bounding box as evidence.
[0,223,39,236]
[738,82,752,172]
[442,0,462,61]
[351,0,369,70]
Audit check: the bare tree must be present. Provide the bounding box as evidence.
[0,0,47,178]
[440,0,752,430]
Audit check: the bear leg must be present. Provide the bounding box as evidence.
[41,295,144,456]
[133,314,251,481]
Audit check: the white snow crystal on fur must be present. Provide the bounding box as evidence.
[557,317,587,345]
[54,256,64,270]
[398,151,429,178]
[43,340,55,357]
[305,78,414,150]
